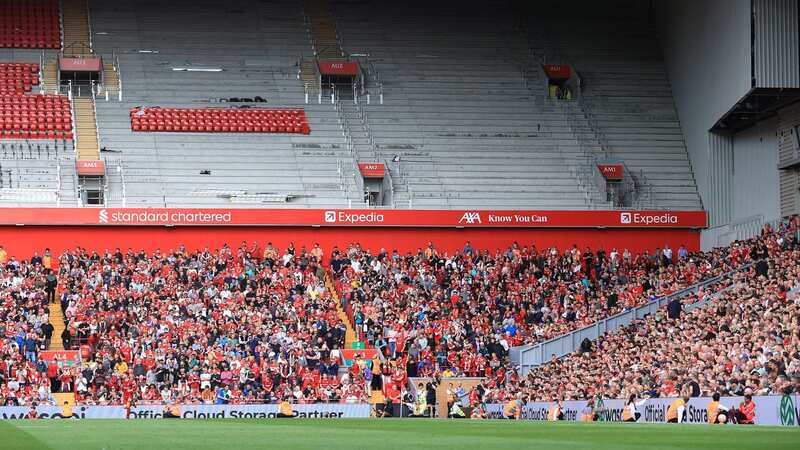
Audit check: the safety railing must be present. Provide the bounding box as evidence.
[68,86,78,153]
[513,262,755,375]
[86,0,93,54]
[90,81,101,152]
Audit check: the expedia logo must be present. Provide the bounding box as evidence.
[620,212,678,225]
[780,395,797,426]
[99,209,108,223]
[323,211,384,224]
[459,212,482,224]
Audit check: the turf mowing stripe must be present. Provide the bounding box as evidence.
[5,419,800,450]
[0,420,53,450]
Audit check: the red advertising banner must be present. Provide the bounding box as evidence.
[0,208,707,228]
[542,64,572,80]
[39,350,81,367]
[59,56,102,72]
[318,60,359,76]
[597,164,624,180]
[76,159,105,176]
[358,163,385,178]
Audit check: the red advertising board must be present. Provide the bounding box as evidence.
[0,208,707,228]
[358,163,385,178]
[598,164,624,180]
[59,56,102,72]
[76,160,105,176]
[318,60,359,76]
[542,64,572,80]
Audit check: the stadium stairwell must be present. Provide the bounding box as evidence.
[73,98,99,159]
[41,55,58,93]
[101,60,120,99]
[53,392,76,408]
[61,0,92,57]
[299,59,319,94]
[304,0,345,60]
[47,300,66,351]
[326,272,385,404]
[324,273,358,349]
[61,0,101,164]
[301,0,344,92]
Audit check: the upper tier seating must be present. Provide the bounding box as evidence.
[332,0,701,210]
[130,107,311,134]
[89,0,362,208]
[0,0,61,49]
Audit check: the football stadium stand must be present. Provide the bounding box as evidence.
[1,219,797,408]
[0,0,799,432]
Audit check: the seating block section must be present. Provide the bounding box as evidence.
[0,95,73,140]
[0,0,61,49]
[0,62,40,94]
[130,107,311,134]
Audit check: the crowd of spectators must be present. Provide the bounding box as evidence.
[331,234,758,395]
[1,241,374,406]
[1,216,798,407]
[512,222,800,403]
[0,246,57,406]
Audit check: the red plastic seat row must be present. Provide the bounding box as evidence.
[0,62,39,72]
[131,121,310,134]
[0,131,72,140]
[0,95,68,104]
[129,107,311,134]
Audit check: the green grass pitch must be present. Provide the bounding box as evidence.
[1,419,799,450]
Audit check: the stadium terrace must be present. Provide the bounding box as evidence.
[0,0,799,448]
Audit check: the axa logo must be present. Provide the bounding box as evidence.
[324,211,337,223]
[620,212,632,224]
[99,209,109,224]
[459,212,482,224]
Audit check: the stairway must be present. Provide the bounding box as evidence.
[62,0,92,56]
[325,272,386,405]
[304,0,344,60]
[53,392,76,407]
[41,55,58,93]
[48,301,66,351]
[325,273,358,348]
[338,96,375,161]
[101,62,120,98]
[299,59,319,94]
[73,97,99,160]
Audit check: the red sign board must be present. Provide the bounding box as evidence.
[40,350,81,367]
[0,208,707,228]
[598,164,624,180]
[318,60,359,76]
[59,56,102,72]
[358,163,385,178]
[542,64,572,80]
[76,160,105,176]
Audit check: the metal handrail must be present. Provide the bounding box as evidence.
[58,0,65,51]
[86,0,93,54]
[90,82,101,152]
